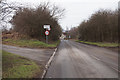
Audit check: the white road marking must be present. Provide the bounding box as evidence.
[111,66,120,72]
[41,48,57,79]
[92,56,100,60]
[91,55,120,73]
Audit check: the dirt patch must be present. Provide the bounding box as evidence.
[18,57,30,61]
[2,32,29,40]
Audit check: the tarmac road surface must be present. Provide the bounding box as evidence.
[3,45,54,65]
[45,40,118,78]
[3,45,55,77]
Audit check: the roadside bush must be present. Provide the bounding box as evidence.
[12,2,64,42]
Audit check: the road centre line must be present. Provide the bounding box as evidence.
[92,55,100,61]
[110,66,120,73]
[91,55,119,73]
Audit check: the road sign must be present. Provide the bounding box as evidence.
[48,28,51,31]
[44,25,50,44]
[44,25,50,30]
[45,31,49,36]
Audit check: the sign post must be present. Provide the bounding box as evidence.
[45,31,49,43]
[44,25,50,44]
[46,35,48,44]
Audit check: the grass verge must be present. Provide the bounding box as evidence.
[2,50,41,78]
[76,40,118,47]
[3,39,60,48]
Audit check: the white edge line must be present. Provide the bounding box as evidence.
[92,56,100,61]
[92,56,120,73]
[111,66,120,73]
[41,48,57,79]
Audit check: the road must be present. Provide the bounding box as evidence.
[45,40,118,78]
[3,45,54,66]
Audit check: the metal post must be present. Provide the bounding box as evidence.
[46,35,48,44]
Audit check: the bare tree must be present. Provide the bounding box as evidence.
[69,27,78,39]
[0,0,22,31]
[37,2,65,21]
[78,9,118,42]
[50,4,65,20]
[12,2,64,41]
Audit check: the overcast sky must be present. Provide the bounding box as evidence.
[7,0,119,30]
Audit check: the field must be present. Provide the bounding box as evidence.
[2,50,41,78]
[76,40,118,47]
[3,39,60,48]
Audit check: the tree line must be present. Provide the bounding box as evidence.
[12,2,65,42]
[1,1,65,42]
[69,9,118,42]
